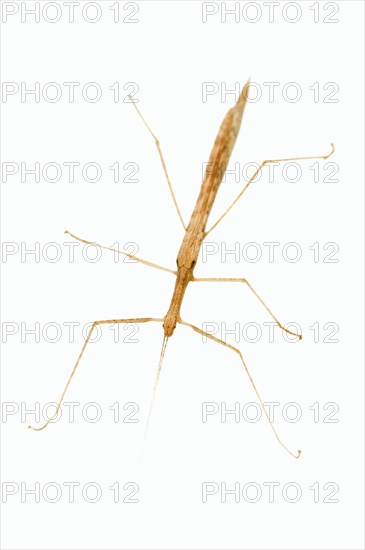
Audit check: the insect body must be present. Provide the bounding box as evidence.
[29,79,334,458]
[165,81,249,337]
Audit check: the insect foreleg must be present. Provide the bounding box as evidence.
[178,318,301,459]
[28,317,164,432]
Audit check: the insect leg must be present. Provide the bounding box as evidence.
[28,317,164,431]
[65,230,177,276]
[205,144,335,236]
[129,99,187,231]
[178,318,301,459]
[192,277,301,339]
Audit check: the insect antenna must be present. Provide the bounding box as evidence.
[143,334,169,445]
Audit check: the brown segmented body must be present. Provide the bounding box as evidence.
[30,76,332,457]
[163,80,250,337]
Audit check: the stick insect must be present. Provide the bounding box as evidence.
[29,78,334,458]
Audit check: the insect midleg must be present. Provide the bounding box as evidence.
[130,99,187,231]
[192,277,302,339]
[178,318,301,459]
[205,143,335,236]
[28,317,164,432]
[65,230,177,276]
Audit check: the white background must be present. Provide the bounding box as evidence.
[1,1,364,549]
